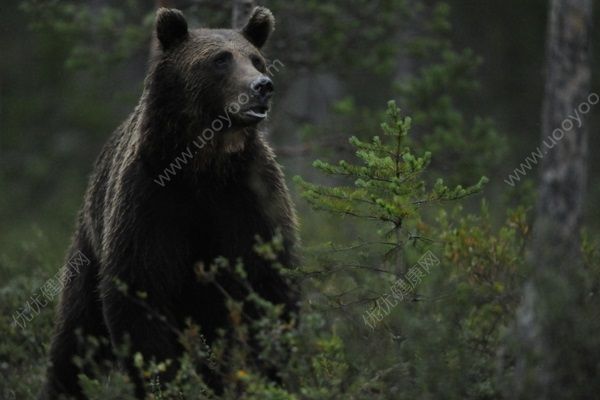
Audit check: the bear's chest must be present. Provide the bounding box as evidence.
[190,173,275,257]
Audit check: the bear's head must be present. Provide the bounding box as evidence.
[152,7,276,128]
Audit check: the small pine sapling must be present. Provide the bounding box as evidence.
[295,100,488,273]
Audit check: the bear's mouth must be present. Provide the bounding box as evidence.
[244,105,269,120]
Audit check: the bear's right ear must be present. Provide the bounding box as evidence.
[156,8,189,51]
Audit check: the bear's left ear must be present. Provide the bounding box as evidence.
[241,6,275,49]
[156,8,189,50]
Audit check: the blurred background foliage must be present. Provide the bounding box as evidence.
[1,0,600,399]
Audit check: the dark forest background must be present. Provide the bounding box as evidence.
[1,0,600,399]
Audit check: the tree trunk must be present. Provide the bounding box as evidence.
[232,0,255,29]
[514,0,592,397]
[531,0,592,269]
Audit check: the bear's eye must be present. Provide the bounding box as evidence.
[250,55,265,72]
[213,51,232,68]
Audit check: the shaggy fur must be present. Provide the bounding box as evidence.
[40,7,298,399]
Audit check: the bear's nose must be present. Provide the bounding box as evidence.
[250,76,274,99]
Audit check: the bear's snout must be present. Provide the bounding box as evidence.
[250,76,274,101]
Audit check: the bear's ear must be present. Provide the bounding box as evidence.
[156,8,189,50]
[241,6,275,49]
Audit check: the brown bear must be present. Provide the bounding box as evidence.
[40,6,298,399]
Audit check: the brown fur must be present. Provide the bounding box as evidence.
[40,7,298,399]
